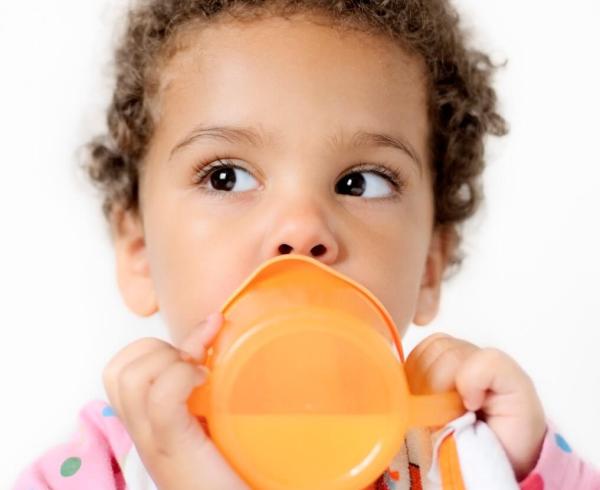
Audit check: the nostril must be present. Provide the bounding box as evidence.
[278,244,293,254]
[311,244,326,257]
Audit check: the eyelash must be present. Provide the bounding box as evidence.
[191,156,407,196]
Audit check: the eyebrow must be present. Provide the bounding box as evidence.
[169,124,423,176]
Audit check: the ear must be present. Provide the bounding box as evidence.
[412,226,455,326]
[111,207,158,317]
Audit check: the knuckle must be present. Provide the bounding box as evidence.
[409,332,453,361]
[148,383,171,409]
[427,342,463,369]
[119,364,143,392]
[147,363,186,408]
[438,346,465,365]
[131,337,171,352]
[426,333,457,353]
[102,359,123,394]
[155,443,175,459]
[148,388,169,413]
[428,347,463,379]
[423,332,453,350]
[415,348,460,393]
[425,363,455,392]
[481,347,507,362]
[429,332,453,341]
[103,337,170,385]
[427,345,472,390]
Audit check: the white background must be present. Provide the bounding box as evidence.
[1,0,599,484]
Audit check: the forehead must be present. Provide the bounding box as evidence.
[151,14,430,163]
[158,14,427,101]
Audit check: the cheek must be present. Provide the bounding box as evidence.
[364,254,424,335]
[146,211,251,344]
[352,218,429,334]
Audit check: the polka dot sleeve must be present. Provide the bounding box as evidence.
[518,422,600,490]
[12,400,133,490]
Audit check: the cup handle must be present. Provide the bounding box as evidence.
[185,344,217,418]
[187,375,211,418]
[407,391,466,429]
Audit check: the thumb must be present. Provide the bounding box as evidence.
[178,312,224,363]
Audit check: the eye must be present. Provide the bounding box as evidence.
[192,158,405,199]
[335,165,401,199]
[193,159,259,193]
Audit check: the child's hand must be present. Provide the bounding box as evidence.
[103,313,249,490]
[405,333,547,481]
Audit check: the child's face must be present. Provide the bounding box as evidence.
[114,15,452,346]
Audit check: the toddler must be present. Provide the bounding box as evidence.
[13,0,600,488]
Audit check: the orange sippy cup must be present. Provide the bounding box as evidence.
[187,254,465,490]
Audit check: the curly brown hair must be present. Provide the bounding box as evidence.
[83,0,507,276]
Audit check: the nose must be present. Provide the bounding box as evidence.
[262,201,340,265]
[278,242,328,257]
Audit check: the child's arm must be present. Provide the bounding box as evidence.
[103,312,250,490]
[405,333,600,487]
[12,399,132,489]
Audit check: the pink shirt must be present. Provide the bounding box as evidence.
[519,421,600,489]
[13,400,600,489]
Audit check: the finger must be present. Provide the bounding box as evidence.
[103,337,172,421]
[455,348,530,412]
[405,333,460,381]
[147,362,251,489]
[116,343,181,439]
[405,332,454,370]
[147,360,210,450]
[178,312,224,362]
[418,344,478,394]
[405,333,477,394]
